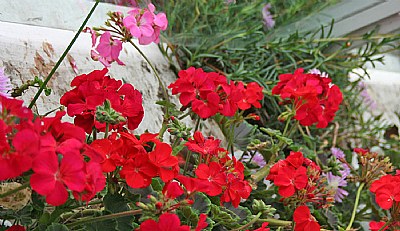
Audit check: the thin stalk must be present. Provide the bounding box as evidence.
[377,220,391,231]
[28,0,100,109]
[127,40,170,139]
[66,209,142,228]
[346,182,365,230]
[257,218,292,227]
[0,181,30,199]
[194,116,201,131]
[104,122,109,138]
[183,151,192,175]
[127,40,170,104]
[230,212,262,231]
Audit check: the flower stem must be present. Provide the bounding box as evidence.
[127,40,170,104]
[127,40,171,139]
[104,122,109,138]
[346,182,365,230]
[230,212,262,231]
[257,218,292,227]
[194,116,201,131]
[66,209,142,228]
[28,0,100,109]
[0,181,30,199]
[377,220,391,231]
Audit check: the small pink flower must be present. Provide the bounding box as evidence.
[123,8,154,38]
[96,32,123,62]
[123,4,168,45]
[84,28,125,67]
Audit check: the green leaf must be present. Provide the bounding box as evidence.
[210,204,240,229]
[192,193,211,214]
[85,211,117,231]
[177,206,199,227]
[45,224,69,231]
[276,135,293,145]
[151,178,163,192]
[103,194,133,231]
[223,203,252,224]
[260,128,282,136]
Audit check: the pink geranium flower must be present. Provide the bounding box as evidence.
[84,28,124,67]
[123,4,168,45]
[96,32,123,64]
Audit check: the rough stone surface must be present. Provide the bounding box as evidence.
[0,20,224,141]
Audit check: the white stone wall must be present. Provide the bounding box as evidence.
[0,0,224,140]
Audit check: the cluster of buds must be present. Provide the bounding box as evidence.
[136,182,194,218]
[95,100,127,125]
[167,116,192,140]
[353,148,393,186]
[252,199,276,217]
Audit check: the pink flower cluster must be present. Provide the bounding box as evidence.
[123,3,168,45]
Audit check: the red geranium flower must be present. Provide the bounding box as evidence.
[120,154,158,188]
[274,166,308,197]
[30,151,86,206]
[272,68,342,128]
[195,214,208,231]
[148,142,179,182]
[369,221,389,231]
[237,82,264,110]
[6,225,25,231]
[195,162,226,196]
[162,181,184,199]
[185,131,221,156]
[250,222,270,231]
[293,206,320,231]
[137,213,190,231]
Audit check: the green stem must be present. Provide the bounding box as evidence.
[127,40,171,139]
[230,212,262,231]
[158,120,168,141]
[346,182,365,230]
[104,122,109,138]
[0,181,30,199]
[66,209,142,228]
[377,220,391,231]
[28,0,100,109]
[194,116,201,131]
[183,151,192,175]
[127,40,170,104]
[257,218,292,227]
[282,117,291,136]
[0,181,29,198]
[251,163,272,183]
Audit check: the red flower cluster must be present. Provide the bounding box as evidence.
[91,132,179,188]
[293,206,320,231]
[369,221,389,231]
[267,151,319,197]
[168,67,264,119]
[60,68,144,133]
[137,212,207,231]
[185,131,222,157]
[0,96,105,206]
[178,132,251,207]
[369,221,400,231]
[370,174,400,210]
[267,151,334,208]
[272,68,343,128]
